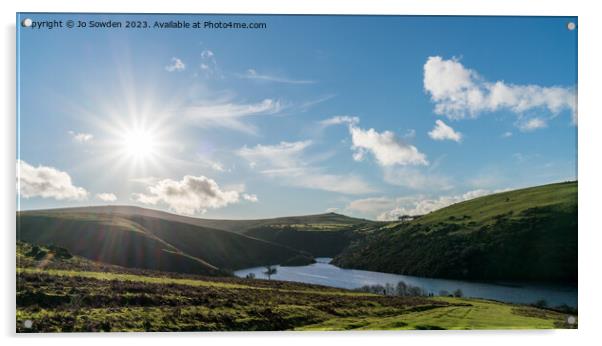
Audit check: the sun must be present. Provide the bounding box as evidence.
[101,119,172,176]
[121,129,157,160]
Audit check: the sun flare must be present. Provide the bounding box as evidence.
[121,129,157,160]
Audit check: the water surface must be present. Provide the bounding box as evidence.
[235,258,577,308]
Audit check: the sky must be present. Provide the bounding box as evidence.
[17,14,577,220]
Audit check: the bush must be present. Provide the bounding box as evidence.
[355,280,427,297]
[48,245,73,259]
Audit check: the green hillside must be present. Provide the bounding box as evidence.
[242,221,378,257]
[17,210,314,274]
[332,181,577,283]
[31,206,371,234]
[16,242,575,332]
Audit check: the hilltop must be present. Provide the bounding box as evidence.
[16,206,371,274]
[24,205,371,233]
[332,181,577,283]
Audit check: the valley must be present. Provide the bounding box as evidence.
[16,181,578,332]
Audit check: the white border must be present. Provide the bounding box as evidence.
[2,1,601,345]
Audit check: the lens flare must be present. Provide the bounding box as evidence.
[121,129,157,160]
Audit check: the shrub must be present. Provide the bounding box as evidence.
[355,280,427,297]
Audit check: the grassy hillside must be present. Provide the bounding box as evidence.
[332,181,577,283]
[17,210,313,274]
[243,223,380,257]
[31,206,371,234]
[16,242,575,332]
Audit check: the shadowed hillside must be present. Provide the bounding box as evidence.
[244,226,360,257]
[25,206,371,234]
[17,210,316,274]
[332,181,577,283]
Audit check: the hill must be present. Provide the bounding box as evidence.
[243,226,358,257]
[241,219,379,257]
[19,206,374,261]
[16,242,575,332]
[28,206,371,234]
[17,208,316,275]
[332,181,577,283]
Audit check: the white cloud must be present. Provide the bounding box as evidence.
[319,115,360,127]
[201,49,214,59]
[517,117,547,132]
[196,156,229,172]
[326,207,339,213]
[347,189,492,221]
[240,68,315,84]
[501,131,513,138]
[378,189,492,221]
[347,197,396,215]
[402,129,416,140]
[383,166,453,190]
[423,56,576,123]
[132,175,255,215]
[199,49,221,77]
[288,173,375,195]
[96,193,117,202]
[185,99,282,135]
[237,140,375,195]
[17,160,88,200]
[238,140,311,169]
[428,120,462,142]
[68,131,93,143]
[165,57,185,72]
[242,193,258,202]
[350,126,428,166]
[321,117,428,167]
[129,176,160,185]
[319,116,441,190]
[208,161,226,172]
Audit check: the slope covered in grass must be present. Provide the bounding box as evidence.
[332,181,577,283]
[17,210,313,274]
[243,226,360,257]
[30,206,372,234]
[16,242,574,332]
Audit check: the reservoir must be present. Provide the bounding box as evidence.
[235,257,577,308]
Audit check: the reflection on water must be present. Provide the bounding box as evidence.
[235,257,577,308]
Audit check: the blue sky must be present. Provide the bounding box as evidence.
[17,14,577,220]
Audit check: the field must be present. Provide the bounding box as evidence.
[16,242,575,332]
